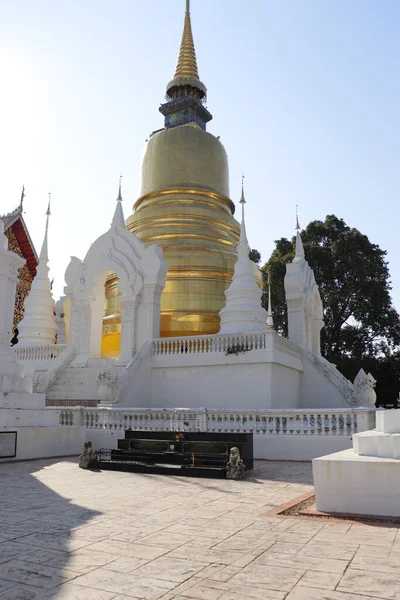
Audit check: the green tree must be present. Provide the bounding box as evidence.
[249,248,261,264]
[261,215,400,370]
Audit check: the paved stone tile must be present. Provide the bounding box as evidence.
[0,585,45,600]
[267,541,304,555]
[313,532,394,548]
[47,548,118,573]
[338,568,400,599]
[348,524,397,538]
[2,458,398,600]
[177,580,230,600]
[87,539,170,560]
[212,536,266,552]
[350,554,400,575]
[44,583,116,599]
[356,545,392,559]
[219,588,285,600]
[298,570,342,590]
[169,547,243,566]
[137,532,195,550]
[286,521,325,535]
[299,540,358,560]
[73,568,176,596]
[0,560,77,589]
[286,586,383,600]
[0,581,15,595]
[15,532,92,552]
[133,556,209,583]
[19,548,69,566]
[206,566,241,583]
[0,542,37,565]
[230,564,304,592]
[320,523,352,534]
[253,551,348,574]
[103,555,150,573]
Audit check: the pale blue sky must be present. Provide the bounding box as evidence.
[1,0,399,307]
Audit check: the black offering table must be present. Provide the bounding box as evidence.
[92,430,253,478]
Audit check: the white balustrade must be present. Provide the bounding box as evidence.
[59,409,75,426]
[153,333,267,356]
[14,344,67,362]
[58,407,374,436]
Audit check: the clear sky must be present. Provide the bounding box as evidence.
[1,0,400,308]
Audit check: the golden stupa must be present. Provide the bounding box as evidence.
[102,0,259,355]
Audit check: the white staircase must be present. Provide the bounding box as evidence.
[46,359,122,407]
[354,409,400,459]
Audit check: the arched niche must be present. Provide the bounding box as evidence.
[64,204,167,365]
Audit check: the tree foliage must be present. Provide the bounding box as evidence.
[249,248,261,264]
[261,215,400,401]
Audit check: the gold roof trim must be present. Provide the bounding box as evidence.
[133,188,236,214]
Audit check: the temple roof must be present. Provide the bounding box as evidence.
[1,206,38,278]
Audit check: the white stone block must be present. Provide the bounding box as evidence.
[392,434,400,459]
[0,426,84,461]
[313,449,400,517]
[0,392,45,410]
[353,430,379,456]
[376,433,393,458]
[376,409,400,434]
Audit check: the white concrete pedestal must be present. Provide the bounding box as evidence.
[313,409,400,517]
[313,449,400,517]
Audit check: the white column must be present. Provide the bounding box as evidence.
[119,296,137,363]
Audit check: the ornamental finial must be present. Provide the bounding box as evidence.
[117,174,123,201]
[173,0,199,80]
[19,185,25,212]
[296,205,300,230]
[240,174,246,205]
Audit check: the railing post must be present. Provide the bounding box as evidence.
[355,408,375,433]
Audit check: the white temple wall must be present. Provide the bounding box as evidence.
[270,364,300,409]
[301,356,349,408]
[0,426,84,462]
[151,363,273,409]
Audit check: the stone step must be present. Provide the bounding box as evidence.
[48,385,98,397]
[53,375,99,384]
[46,390,100,400]
[354,430,400,459]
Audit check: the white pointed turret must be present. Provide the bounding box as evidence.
[18,196,57,346]
[112,175,125,228]
[267,278,274,329]
[293,208,305,262]
[284,208,324,356]
[219,177,267,334]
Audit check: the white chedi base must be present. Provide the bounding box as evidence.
[0,344,32,394]
[313,409,400,517]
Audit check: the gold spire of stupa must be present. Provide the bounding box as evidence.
[165,0,207,100]
[174,0,199,80]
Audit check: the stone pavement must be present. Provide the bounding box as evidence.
[0,459,399,599]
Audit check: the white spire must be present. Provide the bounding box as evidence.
[112,174,126,228]
[219,177,267,334]
[18,196,57,346]
[267,277,274,329]
[293,206,305,262]
[239,174,249,246]
[39,194,51,260]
